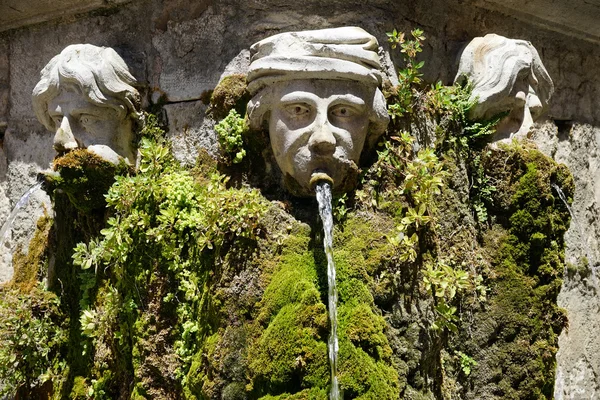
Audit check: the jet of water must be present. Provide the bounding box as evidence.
[315,181,340,400]
[0,182,43,250]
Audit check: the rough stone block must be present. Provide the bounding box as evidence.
[164,100,218,166]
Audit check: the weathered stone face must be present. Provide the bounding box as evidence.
[268,79,372,195]
[47,89,134,164]
[454,33,554,141]
[32,44,140,165]
[246,26,389,195]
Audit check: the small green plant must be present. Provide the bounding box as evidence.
[333,193,348,222]
[215,109,247,164]
[386,28,426,119]
[0,286,67,396]
[470,154,497,223]
[456,351,478,376]
[422,261,470,332]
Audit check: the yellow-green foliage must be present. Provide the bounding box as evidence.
[0,285,67,398]
[69,120,270,398]
[215,109,247,164]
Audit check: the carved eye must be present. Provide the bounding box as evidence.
[79,115,90,125]
[51,115,63,126]
[79,115,98,127]
[330,105,355,118]
[285,104,311,117]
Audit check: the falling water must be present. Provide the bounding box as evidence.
[315,181,340,400]
[552,182,598,287]
[0,182,43,249]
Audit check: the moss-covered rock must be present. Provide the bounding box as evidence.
[210,74,250,120]
[9,214,53,292]
[454,143,572,400]
[45,149,131,213]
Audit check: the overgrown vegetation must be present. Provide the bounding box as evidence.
[215,109,248,164]
[0,286,67,397]
[0,28,573,400]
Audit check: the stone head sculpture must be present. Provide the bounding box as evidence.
[32,44,141,164]
[454,34,553,140]
[247,27,389,196]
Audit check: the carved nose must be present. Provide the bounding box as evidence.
[527,93,543,119]
[53,117,78,153]
[308,124,336,156]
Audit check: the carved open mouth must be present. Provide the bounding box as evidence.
[309,169,334,190]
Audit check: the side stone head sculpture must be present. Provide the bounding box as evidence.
[454,34,554,141]
[247,27,389,196]
[32,44,141,164]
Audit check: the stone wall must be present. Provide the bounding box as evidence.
[0,0,599,396]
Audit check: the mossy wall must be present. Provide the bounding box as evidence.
[0,61,573,400]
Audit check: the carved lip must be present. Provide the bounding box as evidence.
[309,169,334,190]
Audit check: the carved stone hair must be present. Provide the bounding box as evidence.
[32,44,141,131]
[246,27,389,148]
[454,34,554,120]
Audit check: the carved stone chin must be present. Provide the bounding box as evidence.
[247,27,389,196]
[454,33,554,142]
[32,44,141,165]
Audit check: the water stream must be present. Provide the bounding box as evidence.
[552,183,598,288]
[315,181,340,400]
[0,182,43,250]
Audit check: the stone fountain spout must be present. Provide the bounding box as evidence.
[246,27,390,196]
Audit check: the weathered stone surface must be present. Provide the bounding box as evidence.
[0,131,53,284]
[531,122,600,400]
[472,0,600,44]
[0,0,131,33]
[151,6,227,102]
[164,100,218,166]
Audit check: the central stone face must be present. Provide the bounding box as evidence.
[246,26,390,196]
[268,79,373,194]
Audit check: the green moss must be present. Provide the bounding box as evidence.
[45,149,131,213]
[69,376,88,399]
[259,387,328,400]
[210,74,250,120]
[459,143,572,399]
[247,212,399,398]
[9,214,53,292]
[249,226,329,395]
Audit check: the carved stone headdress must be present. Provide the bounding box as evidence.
[247,26,384,94]
[246,27,389,143]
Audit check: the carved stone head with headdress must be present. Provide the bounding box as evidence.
[33,44,141,164]
[247,27,389,196]
[454,34,554,141]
